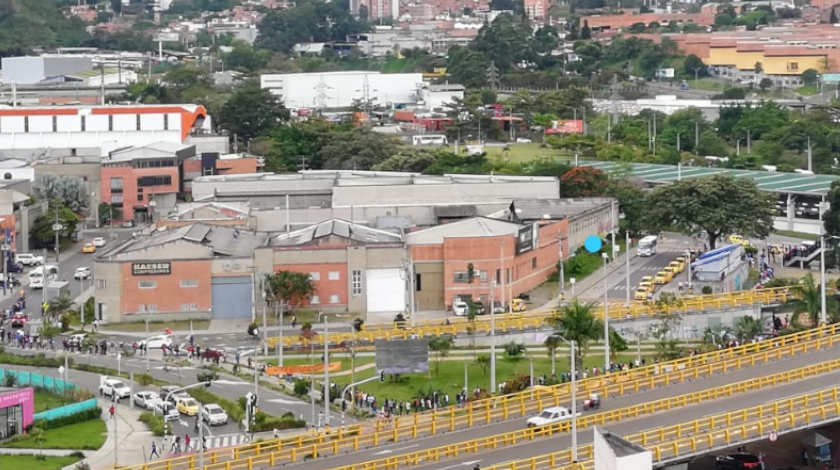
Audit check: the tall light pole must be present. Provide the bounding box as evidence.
[619,212,629,304]
[820,200,827,325]
[602,252,610,370]
[490,280,496,395]
[323,315,330,427]
[551,334,578,462]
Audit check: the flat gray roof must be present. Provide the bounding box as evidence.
[581,162,838,196]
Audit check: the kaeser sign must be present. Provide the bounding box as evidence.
[132,262,171,276]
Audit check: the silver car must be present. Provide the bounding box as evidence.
[154,402,180,422]
[201,404,229,426]
[133,391,161,410]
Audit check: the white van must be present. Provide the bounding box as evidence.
[29,264,58,289]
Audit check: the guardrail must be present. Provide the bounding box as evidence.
[268,287,791,347]
[493,387,840,470]
[117,329,840,470]
[311,356,840,470]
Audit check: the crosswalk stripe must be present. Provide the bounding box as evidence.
[205,434,250,449]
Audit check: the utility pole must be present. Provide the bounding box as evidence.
[1,228,9,296]
[261,278,268,357]
[323,315,330,427]
[52,210,63,263]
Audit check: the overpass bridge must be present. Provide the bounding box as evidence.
[118,323,840,470]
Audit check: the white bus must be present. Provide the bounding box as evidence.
[412,135,448,146]
[638,236,658,257]
[29,265,58,289]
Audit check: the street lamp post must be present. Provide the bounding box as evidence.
[551,334,578,462]
[490,280,496,395]
[602,252,610,370]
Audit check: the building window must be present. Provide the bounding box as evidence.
[496,268,501,284]
[111,194,123,205]
[180,303,190,311]
[148,304,157,312]
[454,270,487,284]
[415,273,422,291]
[180,279,198,288]
[137,194,143,202]
[24,117,28,133]
[532,257,537,269]
[52,116,57,132]
[81,116,86,132]
[788,62,799,71]
[163,114,169,130]
[190,303,198,311]
[309,272,320,281]
[138,281,157,289]
[310,295,320,304]
[138,305,146,313]
[328,271,340,281]
[108,115,113,131]
[137,175,172,187]
[352,270,362,295]
[96,279,106,289]
[136,114,141,131]
[330,294,340,304]
[110,177,123,190]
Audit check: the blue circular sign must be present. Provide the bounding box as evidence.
[584,235,603,253]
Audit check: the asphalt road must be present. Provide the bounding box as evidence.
[5,344,344,427]
[286,345,840,470]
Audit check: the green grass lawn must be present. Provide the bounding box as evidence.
[774,229,819,241]
[796,85,819,96]
[0,455,82,470]
[353,353,647,402]
[265,356,375,371]
[1,420,107,450]
[103,319,210,333]
[483,142,568,163]
[33,391,73,414]
[685,78,729,91]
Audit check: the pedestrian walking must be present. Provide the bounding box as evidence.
[150,441,160,459]
[170,435,181,453]
[109,404,115,419]
[184,433,192,452]
[194,416,199,433]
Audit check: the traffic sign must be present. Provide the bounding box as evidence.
[769,430,777,442]
[51,224,63,231]
[1,244,10,251]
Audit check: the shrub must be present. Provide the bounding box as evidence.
[0,352,66,368]
[38,407,101,431]
[702,286,713,294]
[293,379,310,397]
[138,412,170,436]
[251,413,305,432]
[188,388,244,424]
[135,373,156,386]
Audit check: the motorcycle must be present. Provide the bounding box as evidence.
[583,394,601,411]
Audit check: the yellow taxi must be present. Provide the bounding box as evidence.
[509,298,527,313]
[175,397,200,416]
[638,279,654,293]
[668,260,684,274]
[664,266,679,278]
[634,287,651,301]
[82,243,96,254]
[675,256,687,268]
[654,270,673,284]
[640,276,654,286]
[729,234,744,244]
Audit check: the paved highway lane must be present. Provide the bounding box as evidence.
[389,369,840,470]
[285,345,840,470]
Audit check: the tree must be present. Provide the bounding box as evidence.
[754,62,763,74]
[216,86,289,144]
[683,55,707,79]
[163,66,212,90]
[33,174,89,212]
[734,316,763,341]
[428,336,454,375]
[475,354,491,376]
[547,301,603,365]
[580,20,592,40]
[559,167,609,197]
[759,77,773,91]
[824,180,840,237]
[264,271,317,309]
[372,151,437,173]
[503,341,526,365]
[32,206,80,249]
[802,68,819,86]
[608,327,628,359]
[48,295,76,324]
[644,174,775,249]
[544,334,563,376]
[786,273,823,326]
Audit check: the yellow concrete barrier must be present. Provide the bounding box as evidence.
[496,386,840,470]
[119,332,840,470]
[268,287,792,347]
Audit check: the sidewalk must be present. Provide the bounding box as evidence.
[65,398,151,470]
[0,448,85,456]
[537,248,639,310]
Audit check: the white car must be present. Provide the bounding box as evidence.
[92,237,106,247]
[153,401,180,422]
[453,301,468,316]
[14,253,43,266]
[201,403,229,426]
[133,391,162,410]
[526,406,574,428]
[99,379,131,399]
[139,334,172,350]
[74,267,92,280]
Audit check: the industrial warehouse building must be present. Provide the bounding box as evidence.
[93,170,617,323]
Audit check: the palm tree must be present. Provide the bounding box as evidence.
[48,295,76,322]
[734,316,763,341]
[786,273,821,326]
[544,335,563,376]
[265,271,317,309]
[547,300,603,366]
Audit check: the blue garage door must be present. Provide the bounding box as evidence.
[211,276,252,319]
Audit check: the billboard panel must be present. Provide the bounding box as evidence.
[657,68,675,78]
[546,119,583,134]
[515,224,534,254]
[375,339,429,375]
[823,73,840,84]
[153,32,180,43]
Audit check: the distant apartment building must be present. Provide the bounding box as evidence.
[524,0,548,20]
